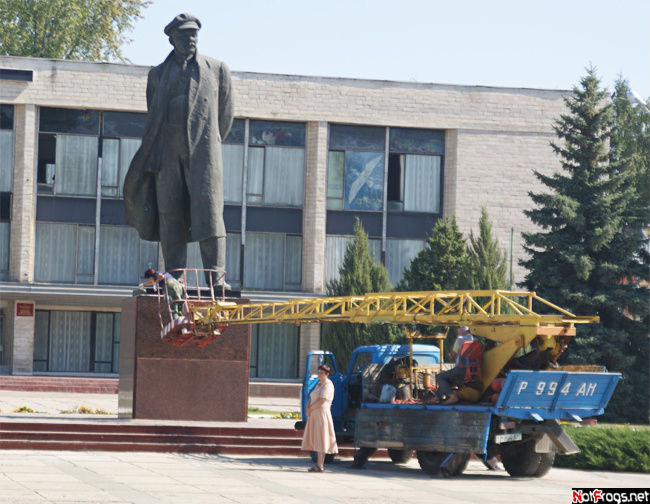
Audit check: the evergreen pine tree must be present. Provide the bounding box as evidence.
[609,78,650,424]
[466,207,509,289]
[321,219,401,370]
[399,217,470,357]
[399,217,469,292]
[520,68,649,423]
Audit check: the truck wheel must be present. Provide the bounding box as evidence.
[387,449,413,464]
[440,453,470,477]
[351,447,376,468]
[533,452,555,477]
[416,451,447,476]
[309,452,336,464]
[501,440,555,477]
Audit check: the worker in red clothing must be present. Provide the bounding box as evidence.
[431,327,478,404]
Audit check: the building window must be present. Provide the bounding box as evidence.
[327,124,385,211]
[34,223,95,283]
[37,108,99,195]
[34,108,155,285]
[34,222,157,285]
[0,309,5,367]
[187,232,241,290]
[385,238,425,286]
[223,119,245,204]
[0,104,13,191]
[37,108,145,196]
[243,232,302,291]
[324,235,381,286]
[98,225,158,285]
[247,120,305,207]
[387,127,444,213]
[33,310,120,373]
[0,104,13,281]
[250,324,299,379]
[101,138,141,197]
[326,125,444,213]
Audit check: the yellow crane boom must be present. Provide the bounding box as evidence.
[185,289,599,400]
[190,289,598,328]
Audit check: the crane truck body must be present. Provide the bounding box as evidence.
[154,275,622,478]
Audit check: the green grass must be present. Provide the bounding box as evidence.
[555,424,650,473]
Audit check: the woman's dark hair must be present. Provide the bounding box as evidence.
[318,364,331,375]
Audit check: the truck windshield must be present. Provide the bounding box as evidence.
[350,352,372,374]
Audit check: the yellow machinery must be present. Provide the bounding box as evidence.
[184,289,599,401]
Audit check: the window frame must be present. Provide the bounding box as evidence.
[245,120,306,209]
[33,309,120,374]
[326,124,386,212]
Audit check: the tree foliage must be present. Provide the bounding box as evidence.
[399,217,469,292]
[611,78,650,220]
[520,68,649,423]
[321,219,401,370]
[0,0,150,62]
[466,207,508,289]
[399,217,469,357]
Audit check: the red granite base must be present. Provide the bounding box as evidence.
[118,296,250,421]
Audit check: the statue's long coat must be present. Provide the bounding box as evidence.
[124,51,233,242]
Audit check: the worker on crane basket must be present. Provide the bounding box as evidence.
[141,268,185,321]
[430,326,482,405]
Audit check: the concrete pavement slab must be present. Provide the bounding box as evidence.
[0,449,647,504]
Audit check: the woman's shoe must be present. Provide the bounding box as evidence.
[308,466,324,472]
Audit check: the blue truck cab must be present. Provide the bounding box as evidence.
[298,344,440,440]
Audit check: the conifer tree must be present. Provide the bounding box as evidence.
[466,207,508,289]
[399,217,470,357]
[520,68,649,423]
[321,219,401,370]
[400,217,469,292]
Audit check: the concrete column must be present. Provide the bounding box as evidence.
[302,121,328,294]
[11,301,35,374]
[298,323,321,377]
[10,104,37,283]
[443,129,458,218]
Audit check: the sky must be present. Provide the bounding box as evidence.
[122,0,650,100]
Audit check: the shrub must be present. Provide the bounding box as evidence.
[13,405,35,413]
[555,424,650,473]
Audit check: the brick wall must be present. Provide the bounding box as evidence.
[11,301,35,374]
[9,104,36,283]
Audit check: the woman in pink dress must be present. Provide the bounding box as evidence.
[301,364,338,472]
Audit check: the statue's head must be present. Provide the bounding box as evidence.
[164,13,201,59]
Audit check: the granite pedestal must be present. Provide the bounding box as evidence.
[118,295,250,422]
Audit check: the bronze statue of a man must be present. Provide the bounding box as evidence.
[124,13,233,287]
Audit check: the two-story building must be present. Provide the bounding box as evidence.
[0,55,568,384]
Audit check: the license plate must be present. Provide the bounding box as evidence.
[494,432,522,444]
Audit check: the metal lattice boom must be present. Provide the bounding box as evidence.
[189,290,599,329]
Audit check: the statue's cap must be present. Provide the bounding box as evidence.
[164,13,201,35]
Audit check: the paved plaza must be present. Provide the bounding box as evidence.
[0,390,647,503]
[0,449,647,504]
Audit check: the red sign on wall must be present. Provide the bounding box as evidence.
[16,303,34,317]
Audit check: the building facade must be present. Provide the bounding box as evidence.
[0,55,569,381]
